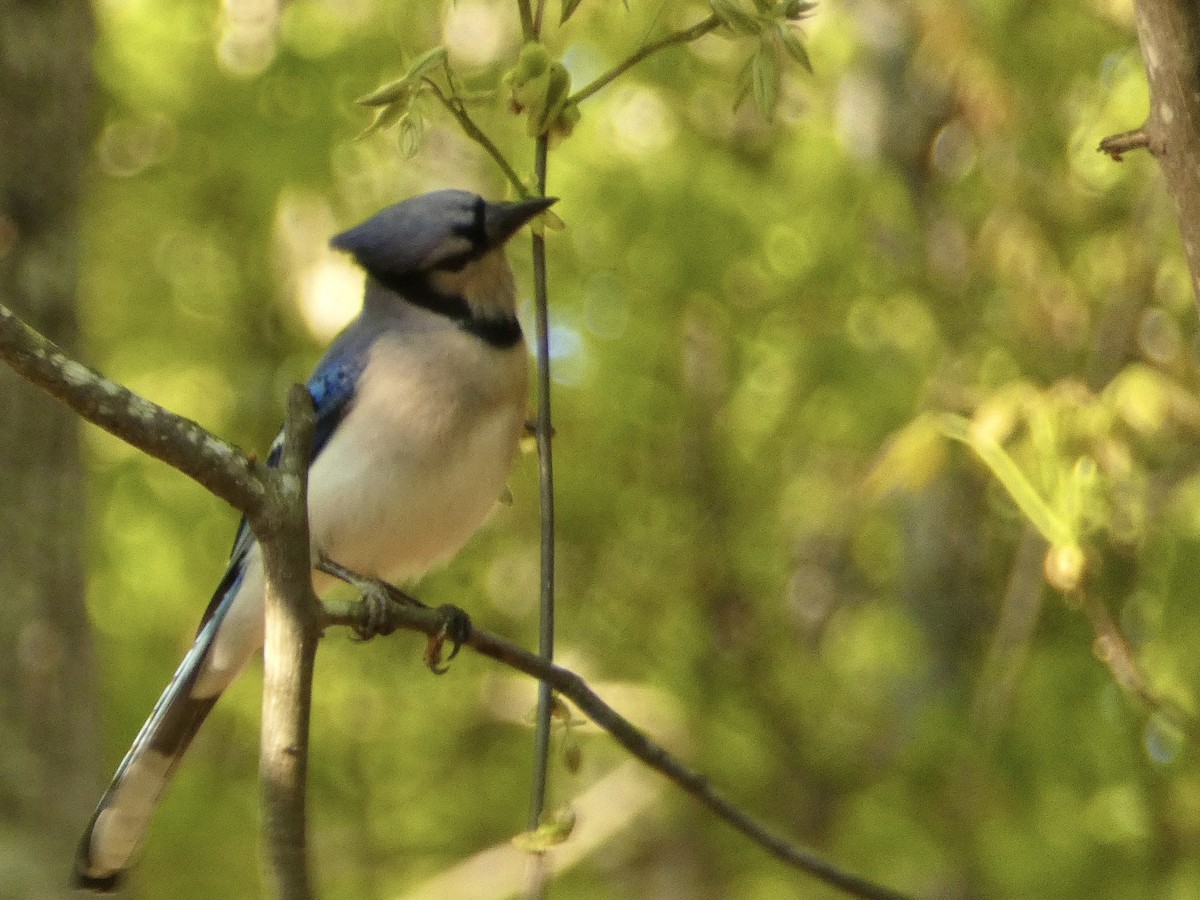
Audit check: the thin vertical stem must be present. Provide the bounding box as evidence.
[526,131,555,875]
[520,5,553,891]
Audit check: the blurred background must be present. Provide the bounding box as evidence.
[2,0,1196,897]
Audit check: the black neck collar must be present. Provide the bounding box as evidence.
[369,273,522,350]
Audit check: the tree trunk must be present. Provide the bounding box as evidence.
[1129,1,1200,308]
[0,0,101,895]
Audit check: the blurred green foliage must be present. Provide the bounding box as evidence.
[76,0,1200,896]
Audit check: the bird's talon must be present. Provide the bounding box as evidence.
[423,604,471,673]
[426,643,450,674]
[438,603,472,655]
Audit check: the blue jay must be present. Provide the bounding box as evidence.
[73,189,556,891]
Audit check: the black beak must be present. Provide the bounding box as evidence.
[484,195,558,246]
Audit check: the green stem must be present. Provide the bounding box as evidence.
[568,14,722,105]
[527,132,556,838]
[423,79,528,197]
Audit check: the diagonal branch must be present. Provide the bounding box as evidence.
[423,77,528,198]
[1097,126,1152,161]
[568,15,722,106]
[320,583,914,900]
[0,302,265,519]
[1078,589,1200,745]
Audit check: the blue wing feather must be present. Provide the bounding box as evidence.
[307,357,363,461]
[197,337,370,631]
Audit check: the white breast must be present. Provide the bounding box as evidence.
[306,328,528,583]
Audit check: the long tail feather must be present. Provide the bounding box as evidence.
[73,610,227,891]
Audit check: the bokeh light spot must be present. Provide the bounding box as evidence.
[442,0,516,66]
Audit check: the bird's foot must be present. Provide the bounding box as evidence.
[352,580,398,641]
[425,604,472,674]
[315,553,469,669]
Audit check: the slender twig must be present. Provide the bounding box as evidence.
[568,14,722,106]
[526,132,556,897]
[258,386,320,900]
[1078,590,1200,744]
[971,527,1046,742]
[1098,126,1151,161]
[320,582,914,900]
[423,77,527,197]
[533,0,546,35]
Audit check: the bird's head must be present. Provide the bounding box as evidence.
[332,190,556,332]
[332,189,556,280]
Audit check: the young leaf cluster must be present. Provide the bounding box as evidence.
[711,0,815,118]
[873,368,1196,595]
[354,46,450,154]
[503,42,580,140]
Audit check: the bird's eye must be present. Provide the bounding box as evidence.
[468,195,487,247]
[449,197,487,247]
[438,196,489,271]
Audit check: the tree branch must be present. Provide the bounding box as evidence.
[568,15,723,106]
[517,0,535,41]
[1125,0,1200,308]
[1078,590,1200,745]
[423,77,528,198]
[0,298,323,896]
[321,583,914,900]
[1097,126,1152,161]
[258,386,321,900]
[0,302,266,519]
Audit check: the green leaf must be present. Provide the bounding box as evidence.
[550,100,581,140]
[938,413,1075,547]
[522,62,572,137]
[865,414,947,498]
[751,44,779,120]
[561,0,585,24]
[780,0,817,19]
[516,42,551,80]
[709,0,763,35]
[397,110,425,158]
[405,45,448,83]
[355,77,411,108]
[512,807,577,853]
[776,23,813,73]
[356,100,407,140]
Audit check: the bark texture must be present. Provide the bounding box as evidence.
[0,0,101,895]
[1131,0,1200,305]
